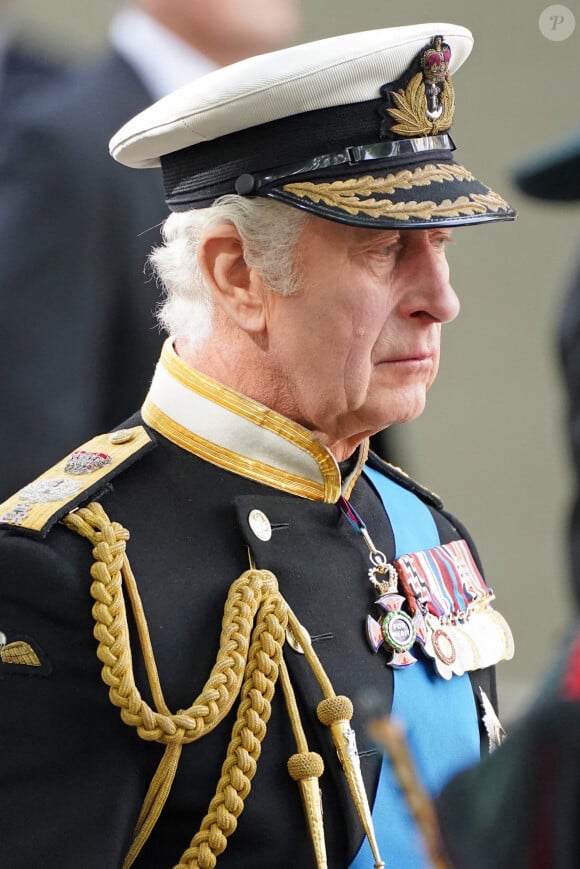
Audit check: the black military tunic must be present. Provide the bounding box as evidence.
[0,342,508,869]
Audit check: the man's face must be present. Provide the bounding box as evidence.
[260,217,460,456]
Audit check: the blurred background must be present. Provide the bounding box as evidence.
[6,0,580,718]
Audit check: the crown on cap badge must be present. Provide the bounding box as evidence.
[421,36,451,120]
[383,35,455,138]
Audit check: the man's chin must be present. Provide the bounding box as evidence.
[371,388,429,428]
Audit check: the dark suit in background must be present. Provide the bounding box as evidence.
[1,43,64,106]
[0,52,166,498]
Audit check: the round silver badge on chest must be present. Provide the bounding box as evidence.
[248,509,272,541]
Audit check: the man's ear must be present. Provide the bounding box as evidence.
[198,224,266,333]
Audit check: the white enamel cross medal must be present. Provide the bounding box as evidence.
[365,561,425,668]
[338,495,421,669]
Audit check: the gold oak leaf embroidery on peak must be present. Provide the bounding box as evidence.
[470,191,511,212]
[372,194,510,221]
[286,164,475,202]
[283,166,511,220]
[388,72,455,136]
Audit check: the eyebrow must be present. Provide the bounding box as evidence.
[352,230,401,250]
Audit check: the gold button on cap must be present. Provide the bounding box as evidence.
[109,428,135,444]
[248,509,272,541]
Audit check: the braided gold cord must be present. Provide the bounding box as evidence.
[62,502,448,869]
[123,741,184,868]
[175,591,287,869]
[63,504,269,744]
[62,503,288,869]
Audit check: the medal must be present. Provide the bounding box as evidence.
[366,593,418,667]
[431,627,455,665]
[414,613,457,679]
[365,559,419,666]
[339,496,419,668]
[338,495,514,674]
[490,609,515,661]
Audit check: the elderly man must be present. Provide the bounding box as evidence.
[0,0,301,498]
[0,23,514,869]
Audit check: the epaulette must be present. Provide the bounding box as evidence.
[367,450,443,509]
[0,426,156,538]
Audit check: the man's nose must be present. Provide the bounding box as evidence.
[400,243,460,324]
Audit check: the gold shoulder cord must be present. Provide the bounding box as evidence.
[63,503,391,869]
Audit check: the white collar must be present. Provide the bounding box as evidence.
[109,7,217,100]
[142,340,368,502]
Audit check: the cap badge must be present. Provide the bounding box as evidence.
[422,36,452,120]
[383,35,455,137]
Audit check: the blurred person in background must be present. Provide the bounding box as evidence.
[0,0,64,106]
[0,0,301,499]
[437,129,580,869]
[515,128,580,613]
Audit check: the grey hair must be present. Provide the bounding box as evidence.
[149,196,309,351]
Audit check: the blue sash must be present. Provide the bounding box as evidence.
[348,466,480,869]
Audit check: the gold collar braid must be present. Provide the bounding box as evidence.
[62,503,390,869]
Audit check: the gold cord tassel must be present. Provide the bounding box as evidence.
[287,753,327,869]
[174,583,287,869]
[279,656,327,868]
[283,611,385,869]
[317,696,385,869]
